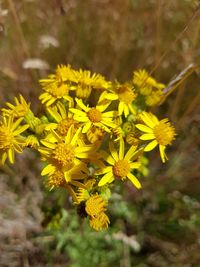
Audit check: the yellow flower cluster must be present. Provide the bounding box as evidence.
[0,65,176,231]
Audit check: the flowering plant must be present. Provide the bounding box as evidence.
[0,65,175,230]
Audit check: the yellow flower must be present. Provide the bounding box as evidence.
[39,64,77,89]
[0,116,29,164]
[39,126,93,178]
[56,64,77,83]
[133,69,165,95]
[100,82,137,117]
[136,111,176,162]
[97,139,142,189]
[45,165,87,190]
[2,94,30,118]
[85,194,110,231]
[39,65,76,106]
[89,212,110,231]
[85,194,107,218]
[73,69,109,99]
[70,97,117,133]
[145,91,162,106]
[39,83,73,107]
[46,102,79,137]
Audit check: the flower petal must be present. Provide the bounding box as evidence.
[127,173,141,189]
[140,133,155,140]
[98,171,113,186]
[144,140,158,151]
[136,124,153,133]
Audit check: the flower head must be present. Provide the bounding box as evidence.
[85,194,107,218]
[96,139,142,189]
[133,69,165,95]
[100,82,137,118]
[70,97,117,133]
[0,116,29,164]
[85,193,110,231]
[73,69,109,99]
[2,94,30,118]
[136,111,176,162]
[39,126,94,179]
[46,102,79,137]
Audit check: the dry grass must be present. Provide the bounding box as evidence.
[0,0,200,266]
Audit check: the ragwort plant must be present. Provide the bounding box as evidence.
[0,65,176,231]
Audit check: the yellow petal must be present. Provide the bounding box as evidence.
[109,142,119,161]
[41,164,55,176]
[40,140,56,149]
[75,98,88,112]
[118,102,124,116]
[127,173,141,189]
[136,124,153,133]
[124,145,137,161]
[124,104,129,118]
[159,145,168,163]
[119,138,125,160]
[8,148,14,164]
[140,112,155,128]
[144,140,158,151]
[70,108,87,118]
[82,122,92,133]
[140,133,155,140]
[98,171,113,186]
[129,162,141,169]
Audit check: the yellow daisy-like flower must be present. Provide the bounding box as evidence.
[0,116,29,164]
[89,212,110,231]
[46,102,79,137]
[70,97,117,133]
[97,139,142,189]
[39,126,93,178]
[73,69,109,99]
[2,94,30,118]
[85,194,107,218]
[39,65,76,106]
[45,165,87,190]
[55,64,77,83]
[39,83,73,107]
[136,112,176,163]
[99,82,137,118]
[39,64,77,89]
[145,91,162,106]
[133,69,165,96]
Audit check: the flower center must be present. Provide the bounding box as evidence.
[87,108,102,123]
[118,86,136,104]
[52,143,75,168]
[0,125,14,150]
[57,118,77,136]
[153,120,175,146]
[46,170,66,189]
[85,194,106,217]
[113,160,130,178]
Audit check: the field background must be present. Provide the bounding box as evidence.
[0,1,200,266]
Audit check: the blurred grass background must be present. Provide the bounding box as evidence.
[0,0,200,266]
